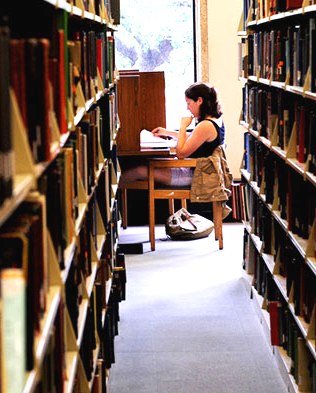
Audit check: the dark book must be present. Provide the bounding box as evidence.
[68,38,81,114]
[110,0,120,24]
[87,30,97,94]
[307,111,316,174]
[38,161,65,269]
[310,19,316,93]
[0,15,13,205]
[107,34,115,84]
[270,30,276,80]
[53,298,66,393]
[297,105,306,163]
[77,30,89,100]
[58,148,75,248]
[25,38,52,163]
[9,39,28,128]
[275,30,286,83]
[80,116,94,194]
[276,0,286,11]
[64,136,79,220]
[65,250,80,337]
[79,214,92,278]
[247,34,254,76]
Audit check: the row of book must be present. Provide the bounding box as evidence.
[0,1,123,392]
[245,19,316,90]
[243,229,316,390]
[243,133,316,239]
[268,300,316,392]
[0,195,125,392]
[71,0,120,24]
[0,5,118,209]
[246,0,315,24]
[242,84,316,175]
[244,227,316,326]
[244,190,316,322]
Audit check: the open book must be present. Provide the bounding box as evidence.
[140,129,177,149]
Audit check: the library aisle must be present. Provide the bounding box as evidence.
[108,223,288,393]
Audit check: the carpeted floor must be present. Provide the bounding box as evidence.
[108,223,288,393]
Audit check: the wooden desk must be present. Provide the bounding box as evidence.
[116,70,166,155]
[118,147,176,158]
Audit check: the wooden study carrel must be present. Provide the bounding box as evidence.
[116,70,166,154]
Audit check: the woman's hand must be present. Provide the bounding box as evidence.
[152,126,168,137]
[180,115,194,130]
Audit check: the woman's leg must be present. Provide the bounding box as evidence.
[119,165,148,186]
[119,165,172,186]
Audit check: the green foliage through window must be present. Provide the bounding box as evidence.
[116,0,195,128]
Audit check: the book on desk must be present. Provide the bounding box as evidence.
[140,129,177,149]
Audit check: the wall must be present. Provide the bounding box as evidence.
[207,0,244,179]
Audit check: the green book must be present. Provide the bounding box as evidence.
[0,268,26,393]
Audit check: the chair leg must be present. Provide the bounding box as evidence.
[181,199,187,209]
[121,188,128,229]
[168,199,175,215]
[149,194,156,251]
[213,201,223,249]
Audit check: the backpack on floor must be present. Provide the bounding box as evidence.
[165,208,214,240]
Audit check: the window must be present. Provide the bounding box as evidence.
[115,0,196,129]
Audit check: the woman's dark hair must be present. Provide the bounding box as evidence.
[185,82,223,120]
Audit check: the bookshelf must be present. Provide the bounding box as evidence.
[238,1,316,392]
[0,0,126,392]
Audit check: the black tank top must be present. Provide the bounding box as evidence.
[189,119,225,158]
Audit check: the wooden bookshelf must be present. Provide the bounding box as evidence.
[238,1,316,392]
[0,1,126,392]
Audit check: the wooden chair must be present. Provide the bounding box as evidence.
[120,179,187,229]
[148,158,224,251]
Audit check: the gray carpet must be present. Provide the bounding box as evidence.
[108,223,288,393]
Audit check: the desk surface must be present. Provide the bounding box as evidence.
[118,147,176,157]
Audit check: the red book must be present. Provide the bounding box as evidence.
[96,37,103,85]
[286,0,302,10]
[58,30,67,134]
[269,301,281,346]
[270,0,276,15]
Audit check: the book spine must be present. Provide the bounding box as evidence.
[58,30,68,134]
[0,268,26,393]
[9,39,28,128]
[269,300,281,346]
[0,16,13,206]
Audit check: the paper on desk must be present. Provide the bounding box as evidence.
[140,129,177,148]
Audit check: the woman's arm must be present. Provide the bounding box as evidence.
[176,118,218,159]
[151,127,191,140]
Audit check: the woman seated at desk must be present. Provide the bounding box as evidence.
[119,81,226,187]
